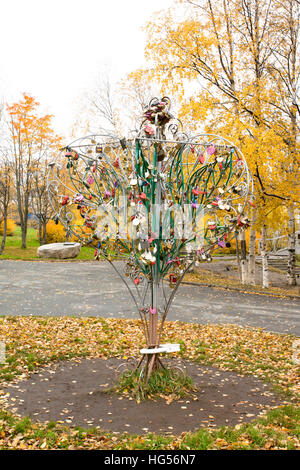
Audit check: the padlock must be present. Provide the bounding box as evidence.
[198,153,205,164]
[169,273,177,287]
[120,138,127,150]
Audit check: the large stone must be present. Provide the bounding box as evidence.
[37,242,81,259]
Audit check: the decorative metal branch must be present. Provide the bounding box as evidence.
[48,96,253,383]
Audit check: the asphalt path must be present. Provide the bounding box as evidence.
[0,260,299,336]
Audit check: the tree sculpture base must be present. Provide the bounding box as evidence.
[138,343,181,385]
[115,350,189,402]
[139,353,165,385]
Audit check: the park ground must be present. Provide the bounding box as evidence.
[0,317,299,450]
[0,228,299,450]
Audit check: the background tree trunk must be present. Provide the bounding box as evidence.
[248,206,257,285]
[235,233,242,282]
[0,160,12,254]
[21,221,27,249]
[38,218,43,245]
[260,224,269,289]
[0,213,8,254]
[42,218,47,244]
[240,231,248,284]
[287,206,296,286]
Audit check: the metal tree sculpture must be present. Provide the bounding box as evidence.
[48,97,252,383]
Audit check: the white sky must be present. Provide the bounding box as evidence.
[0,0,175,139]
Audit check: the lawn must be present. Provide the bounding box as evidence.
[0,227,94,261]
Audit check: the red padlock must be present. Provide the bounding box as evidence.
[192,188,201,196]
[198,153,205,164]
[61,195,69,206]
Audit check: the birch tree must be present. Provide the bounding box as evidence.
[143,0,299,285]
[267,0,300,285]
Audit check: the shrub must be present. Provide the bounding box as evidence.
[45,214,90,244]
[45,220,66,243]
[0,218,17,236]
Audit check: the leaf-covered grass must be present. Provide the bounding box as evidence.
[184,268,300,298]
[0,402,299,450]
[0,316,299,449]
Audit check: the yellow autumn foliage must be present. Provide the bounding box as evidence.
[140,0,300,230]
[0,219,17,236]
[45,220,66,243]
[46,213,93,245]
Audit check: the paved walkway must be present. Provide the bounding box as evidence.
[0,260,299,336]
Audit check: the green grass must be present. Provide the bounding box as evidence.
[0,226,94,261]
[0,404,299,450]
[114,366,196,402]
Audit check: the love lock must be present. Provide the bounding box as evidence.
[169,273,178,287]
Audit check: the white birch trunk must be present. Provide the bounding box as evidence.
[287,206,296,286]
[260,224,269,289]
[240,230,248,284]
[235,234,242,282]
[241,260,248,285]
[248,206,257,285]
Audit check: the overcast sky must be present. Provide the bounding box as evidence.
[0,0,174,138]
